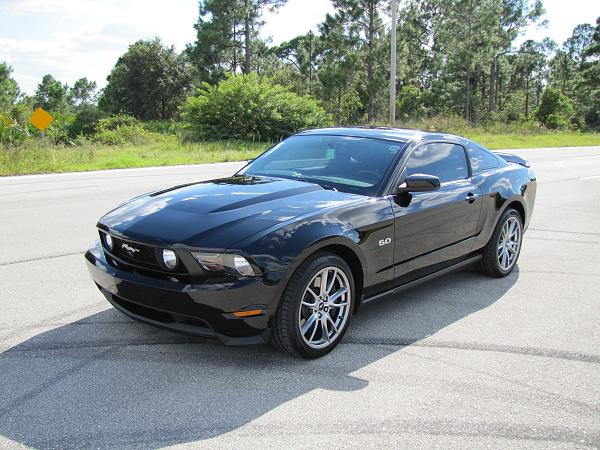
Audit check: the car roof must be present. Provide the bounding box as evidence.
[296,127,471,145]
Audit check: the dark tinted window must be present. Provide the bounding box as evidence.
[405,143,468,183]
[467,145,500,174]
[241,135,405,196]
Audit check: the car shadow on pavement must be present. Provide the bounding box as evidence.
[0,267,518,449]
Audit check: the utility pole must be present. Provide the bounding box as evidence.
[308,31,313,95]
[390,0,397,126]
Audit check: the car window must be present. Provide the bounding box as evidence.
[467,145,500,174]
[405,143,468,183]
[241,135,406,196]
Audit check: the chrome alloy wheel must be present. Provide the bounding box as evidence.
[497,216,522,271]
[298,266,351,349]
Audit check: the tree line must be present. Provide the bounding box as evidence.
[1,0,600,137]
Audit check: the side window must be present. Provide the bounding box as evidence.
[467,145,499,174]
[405,143,468,183]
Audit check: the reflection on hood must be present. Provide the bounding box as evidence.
[99,176,363,249]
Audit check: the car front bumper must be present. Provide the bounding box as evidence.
[85,240,281,345]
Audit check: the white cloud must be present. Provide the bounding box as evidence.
[261,0,335,45]
[1,0,198,94]
[1,0,90,14]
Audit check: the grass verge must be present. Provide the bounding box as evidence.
[1,131,599,176]
[464,132,600,149]
[0,137,269,176]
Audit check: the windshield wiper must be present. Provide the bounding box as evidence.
[318,183,337,191]
[291,175,337,191]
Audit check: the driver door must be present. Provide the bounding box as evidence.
[391,142,482,278]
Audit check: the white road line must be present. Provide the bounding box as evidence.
[572,156,600,160]
[579,175,600,181]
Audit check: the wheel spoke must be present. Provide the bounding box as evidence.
[328,287,348,305]
[307,286,319,300]
[308,318,319,342]
[302,287,319,307]
[501,250,508,269]
[319,270,329,296]
[331,300,349,308]
[321,318,330,343]
[326,314,338,333]
[301,314,317,337]
[325,271,337,294]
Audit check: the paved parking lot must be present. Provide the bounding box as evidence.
[0,147,599,449]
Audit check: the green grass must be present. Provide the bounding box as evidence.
[0,136,269,176]
[1,129,599,176]
[463,131,600,149]
[397,116,600,149]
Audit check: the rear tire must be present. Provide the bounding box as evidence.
[478,208,523,277]
[271,252,355,359]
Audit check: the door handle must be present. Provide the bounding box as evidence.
[465,192,478,203]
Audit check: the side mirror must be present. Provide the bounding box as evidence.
[397,174,441,193]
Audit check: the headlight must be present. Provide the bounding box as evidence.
[192,253,255,277]
[104,233,114,250]
[161,249,178,270]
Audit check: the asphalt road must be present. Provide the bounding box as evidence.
[0,147,599,449]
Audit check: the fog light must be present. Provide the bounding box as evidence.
[105,233,113,250]
[162,249,178,270]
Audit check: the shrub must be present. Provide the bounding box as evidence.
[92,114,152,145]
[536,87,576,130]
[69,106,107,137]
[96,114,141,131]
[0,120,30,146]
[182,73,333,141]
[142,119,183,135]
[43,112,76,145]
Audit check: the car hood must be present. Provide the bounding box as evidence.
[98,176,363,249]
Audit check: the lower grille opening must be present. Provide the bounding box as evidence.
[110,294,211,331]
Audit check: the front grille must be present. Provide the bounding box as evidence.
[99,231,161,270]
[113,237,159,268]
[99,231,189,277]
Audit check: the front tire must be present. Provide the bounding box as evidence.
[272,252,355,358]
[478,208,523,277]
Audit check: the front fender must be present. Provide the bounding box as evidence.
[240,219,368,311]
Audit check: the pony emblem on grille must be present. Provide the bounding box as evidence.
[121,242,140,256]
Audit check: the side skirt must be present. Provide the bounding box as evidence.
[361,254,482,305]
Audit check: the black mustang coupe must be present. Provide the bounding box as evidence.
[86,128,536,358]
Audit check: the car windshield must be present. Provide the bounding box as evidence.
[239,135,406,196]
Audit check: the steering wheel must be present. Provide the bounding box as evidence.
[356,169,380,183]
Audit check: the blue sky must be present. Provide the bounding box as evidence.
[1,0,598,95]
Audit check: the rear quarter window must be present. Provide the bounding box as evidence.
[467,145,500,174]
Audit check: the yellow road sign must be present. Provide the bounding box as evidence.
[29,107,53,131]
